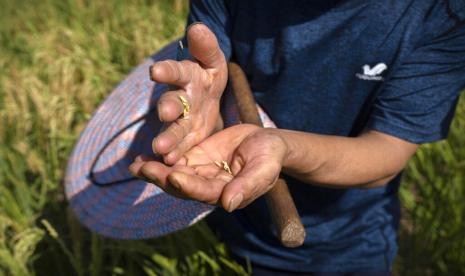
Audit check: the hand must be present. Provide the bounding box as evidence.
[150,23,228,165]
[129,125,288,212]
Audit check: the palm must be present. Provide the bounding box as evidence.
[158,124,259,204]
[173,60,225,151]
[130,124,287,210]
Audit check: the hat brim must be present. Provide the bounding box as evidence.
[65,41,277,240]
[64,42,216,239]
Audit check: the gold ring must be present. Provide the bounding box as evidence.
[178,95,191,119]
[178,95,190,119]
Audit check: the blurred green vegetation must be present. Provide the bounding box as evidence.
[0,0,247,275]
[0,0,463,275]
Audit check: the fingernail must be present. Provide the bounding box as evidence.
[152,139,159,155]
[228,193,243,212]
[155,102,163,122]
[134,155,143,162]
[149,65,155,81]
[186,21,205,33]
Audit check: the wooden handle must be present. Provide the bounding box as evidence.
[227,62,306,248]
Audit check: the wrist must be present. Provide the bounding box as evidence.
[263,128,321,179]
[259,128,291,168]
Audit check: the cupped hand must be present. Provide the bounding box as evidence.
[151,23,228,165]
[129,124,289,212]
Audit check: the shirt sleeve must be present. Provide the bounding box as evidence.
[366,19,465,144]
[186,0,232,61]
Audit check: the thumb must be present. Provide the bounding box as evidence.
[187,23,225,69]
[220,158,282,212]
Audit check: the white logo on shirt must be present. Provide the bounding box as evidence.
[356,63,387,81]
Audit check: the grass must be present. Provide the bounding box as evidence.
[0,0,464,275]
[0,0,247,275]
[397,98,465,275]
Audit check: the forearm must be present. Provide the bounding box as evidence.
[270,128,418,188]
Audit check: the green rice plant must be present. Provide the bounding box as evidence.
[398,95,465,276]
[0,0,247,275]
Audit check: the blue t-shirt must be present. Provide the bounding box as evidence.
[187,0,465,272]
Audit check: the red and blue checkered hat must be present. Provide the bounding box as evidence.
[64,41,275,239]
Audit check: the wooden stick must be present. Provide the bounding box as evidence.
[227,62,306,248]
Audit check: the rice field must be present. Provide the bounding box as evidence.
[0,0,464,275]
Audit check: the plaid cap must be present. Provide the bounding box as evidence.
[64,41,275,239]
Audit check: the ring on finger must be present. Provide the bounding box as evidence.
[178,95,190,119]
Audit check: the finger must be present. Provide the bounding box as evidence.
[220,159,281,212]
[168,171,227,205]
[128,160,146,178]
[187,23,225,69]
[150,60,193,87]
[129,158,195,200]
[157,90,187,122]
[129,154,157,177]
[139,161,173,190]
[163,133,199,165]
[134,154,156,163]
[193,164,222,179]
[128,160,162,184]
[138,162,194,199]
[152,118,191,156]
[139,161,196,189]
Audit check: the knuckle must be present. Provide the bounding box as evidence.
[167,123,184,141]
[165,60,181,81]
[180,60,194,82]
[140,166,159,184]
[173,119,188,137]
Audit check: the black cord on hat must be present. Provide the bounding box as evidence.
[88,107,156,187]
[89,39,189,187]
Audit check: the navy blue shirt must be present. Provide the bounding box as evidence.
[187,0,465,272]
